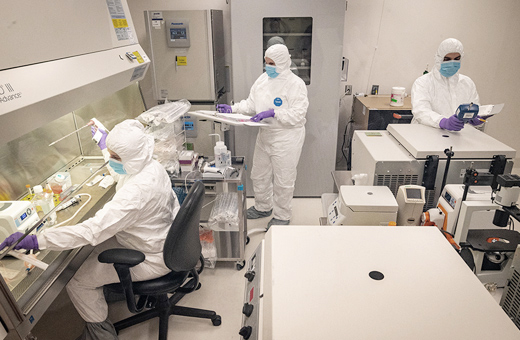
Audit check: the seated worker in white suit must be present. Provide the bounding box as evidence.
[1,119,179,340]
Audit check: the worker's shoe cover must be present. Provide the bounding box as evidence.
[75,319,118,340]
[247,206,272,219]
[267,218,290,229]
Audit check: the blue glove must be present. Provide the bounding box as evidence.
[251,109,275,122]
[468,115,485,126]
[439,114,464,131]
[216,104,232,113]
[91,126,108,150]
[0,232,39,251]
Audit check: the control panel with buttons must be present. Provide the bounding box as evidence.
[239,240,264,340]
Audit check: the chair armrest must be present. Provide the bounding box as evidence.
[98,249,145,267]
[98,248,146,313]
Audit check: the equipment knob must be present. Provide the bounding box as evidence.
[239,326,253,339]
[244,271,255,282]
[242,303,254,317]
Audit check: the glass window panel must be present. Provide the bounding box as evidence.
[263,17,313,85]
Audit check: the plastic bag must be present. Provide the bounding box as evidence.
[208,192,239,232]
[199,227,217,269]
[137,99,191,125]
[137,100,191,177]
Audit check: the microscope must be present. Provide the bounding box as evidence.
[433,166,520,287]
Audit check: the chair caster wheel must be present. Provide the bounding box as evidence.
[196,282,202,290]
[236,260,245,270]
[212,315,222,326]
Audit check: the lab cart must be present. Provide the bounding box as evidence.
[171,158,248,270]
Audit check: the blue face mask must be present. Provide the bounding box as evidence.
[439,61,461,78]
[109,159,127,175]
[265,65,279,78]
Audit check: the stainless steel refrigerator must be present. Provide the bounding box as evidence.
[145,9,228,157]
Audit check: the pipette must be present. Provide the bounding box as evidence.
[48,124,89,146]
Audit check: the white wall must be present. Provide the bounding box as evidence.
[338,0,520,168]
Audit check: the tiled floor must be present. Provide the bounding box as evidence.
[32,198,324,340]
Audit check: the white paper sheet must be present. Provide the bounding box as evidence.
[479,103,504,118]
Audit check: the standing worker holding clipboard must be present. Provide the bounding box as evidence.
[217,44,309,229]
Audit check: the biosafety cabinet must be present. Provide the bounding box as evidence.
[0,1,149,338]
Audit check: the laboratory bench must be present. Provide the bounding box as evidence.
[171,157,248,270]
[0,157,115,340]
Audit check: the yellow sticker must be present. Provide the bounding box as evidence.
[133,51,144,64]
[177,56,187,66]
[112,18,128,28]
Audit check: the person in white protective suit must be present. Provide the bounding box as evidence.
[411,38,484,131]
[266,36,299,76]
[0,119,179,339]
[216,44,308,229]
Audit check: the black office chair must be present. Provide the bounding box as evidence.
[98,181,221,340]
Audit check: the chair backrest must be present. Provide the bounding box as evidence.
[163,181,205,272]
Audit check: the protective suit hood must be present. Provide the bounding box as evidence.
[265,44,291,74]
[434,38,464,73]
[106,119,154,175]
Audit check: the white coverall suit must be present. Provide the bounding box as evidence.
[411,38,480,128]
[232,44,309,221]
[37,120,179,334]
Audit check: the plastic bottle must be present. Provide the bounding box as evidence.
[32,185,46,213]
[210,134,231,170]
[32,185,54,215]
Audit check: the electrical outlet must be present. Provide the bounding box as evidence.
[371,85,379,95]
[345,85,352,95]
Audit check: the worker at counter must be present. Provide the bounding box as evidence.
[0,119,179,340]
[217,44,309,229]
[411,38,484,131]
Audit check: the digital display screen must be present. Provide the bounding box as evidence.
[443,191,456,209]
[20,212,27,221]
[406,188,422,199]
[334,206,338,217]
[170,28,187,40]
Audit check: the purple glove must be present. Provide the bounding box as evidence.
[251,109,275,122]
[91,126,108,150]
[468,115,485,126]
[216,104,232,113]
[439,114,464,131]
[0,232,39,251]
